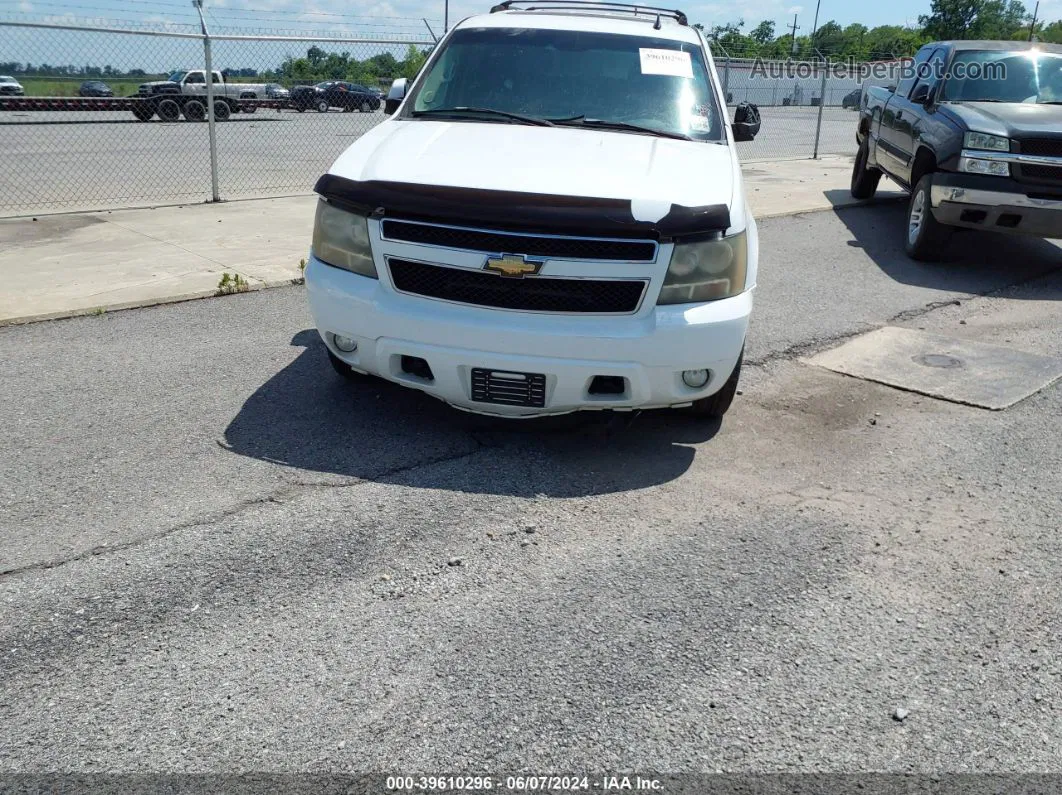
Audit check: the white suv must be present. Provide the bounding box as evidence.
[305,0,760,418]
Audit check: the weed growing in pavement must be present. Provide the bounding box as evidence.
[216,272,250,296]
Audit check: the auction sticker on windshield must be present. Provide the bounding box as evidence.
[639,48,693,78]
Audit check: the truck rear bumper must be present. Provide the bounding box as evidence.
[930,174,1062,239]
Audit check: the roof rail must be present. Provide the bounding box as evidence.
[489,0,688,26]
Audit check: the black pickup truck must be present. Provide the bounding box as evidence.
[852,40,1062,260]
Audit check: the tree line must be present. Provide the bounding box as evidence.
[0,44,430,85]
[697,0,1060,60]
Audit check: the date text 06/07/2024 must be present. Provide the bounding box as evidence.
[384,775,664,791]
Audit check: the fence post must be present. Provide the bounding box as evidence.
[193,0,221,203]
[813,56,828,159]
[723,57,731,106]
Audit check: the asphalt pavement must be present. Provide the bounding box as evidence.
[1,204,1060,774]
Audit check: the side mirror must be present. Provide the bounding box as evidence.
[384,77,407,115]
[910,84,931,104]
[732,102,760,142]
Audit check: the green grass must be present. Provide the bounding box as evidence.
[17,77,166,98]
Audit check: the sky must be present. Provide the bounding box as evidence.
[2,0,1060,73]
[4,0,1060,34]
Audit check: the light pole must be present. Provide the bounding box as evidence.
[811,0,822,56]
[445,0,449,33]
[1029,0,1040,41]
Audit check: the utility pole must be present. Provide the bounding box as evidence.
[811,0,822,44]
[444,0,449,33]
[1029,0,1039,41]
[789,14,800,57]
[192,0,219,204]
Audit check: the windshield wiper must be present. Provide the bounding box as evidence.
[411,107,554,127]
[549,116,693,141]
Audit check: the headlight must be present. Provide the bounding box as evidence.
[311,199,377,278]
[964,132,1010,152]
[959,156,1010,177]
[657,231,748,305]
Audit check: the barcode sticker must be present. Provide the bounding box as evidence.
[639,48,694,78]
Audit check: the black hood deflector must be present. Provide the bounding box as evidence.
[314,174,731,241]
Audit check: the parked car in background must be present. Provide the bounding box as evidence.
[291,81,381,113]
[841,88,862,110]
[264,83,290,100]
[852,40,1062,260]
[0,76,24,96]
[78,81,114,97]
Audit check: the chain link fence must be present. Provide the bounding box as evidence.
[0,18,906,217]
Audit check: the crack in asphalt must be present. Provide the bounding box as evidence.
[0,442,490,581]
[5,260,1057,583]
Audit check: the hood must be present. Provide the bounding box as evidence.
[327,120,736,214]
[941,101,1062,138]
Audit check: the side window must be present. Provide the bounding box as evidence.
[896,46,932,99]
[912,49,946,98]
[212,73,221,84]
[185,72,204,84]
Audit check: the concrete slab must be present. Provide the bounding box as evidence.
[743,156,906,219]
[805,326,1062,410]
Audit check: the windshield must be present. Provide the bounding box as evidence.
[168,71,187,83]
[402,26,724,141]
[941,50,1062,104]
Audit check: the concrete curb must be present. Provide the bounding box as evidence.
[0,277,304,328]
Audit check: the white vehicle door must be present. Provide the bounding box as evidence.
[183,71,207,97]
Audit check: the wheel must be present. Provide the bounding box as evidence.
[851,138,882,200]
[132,103,154,121]
[343,104,355,113]
[316,99,330,113]
[156,98,181,122]
[327,349,370,382]
[212,99,231,121]
[182,99,205,121]
[905,174,953,262]
[242,103,257,114]
[360,100,371,113]
[296,105,305,113]
[687,350,743,418]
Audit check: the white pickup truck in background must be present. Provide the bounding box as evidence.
[133,69,268,121]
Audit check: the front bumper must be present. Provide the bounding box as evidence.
[930,173,1062,239]
[305,256,751,418]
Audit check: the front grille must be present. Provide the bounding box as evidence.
[388,258,646,314]
[381,220,656,262]
[471,368,546,408]
[1019,164,1062,182]
[1018,139,1062,157]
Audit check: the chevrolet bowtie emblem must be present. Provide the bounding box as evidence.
[484,254,541,278]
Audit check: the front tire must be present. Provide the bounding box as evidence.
[851,138,882,200]
[212,99,231,122]
[327,349,370,382]
[316,99,329,113]
[687,350,743,418]
[905,174,952,262]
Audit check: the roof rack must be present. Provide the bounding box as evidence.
[489,0,688,27]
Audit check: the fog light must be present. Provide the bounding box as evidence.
[682,369,710,389]
[333,334,357,353]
